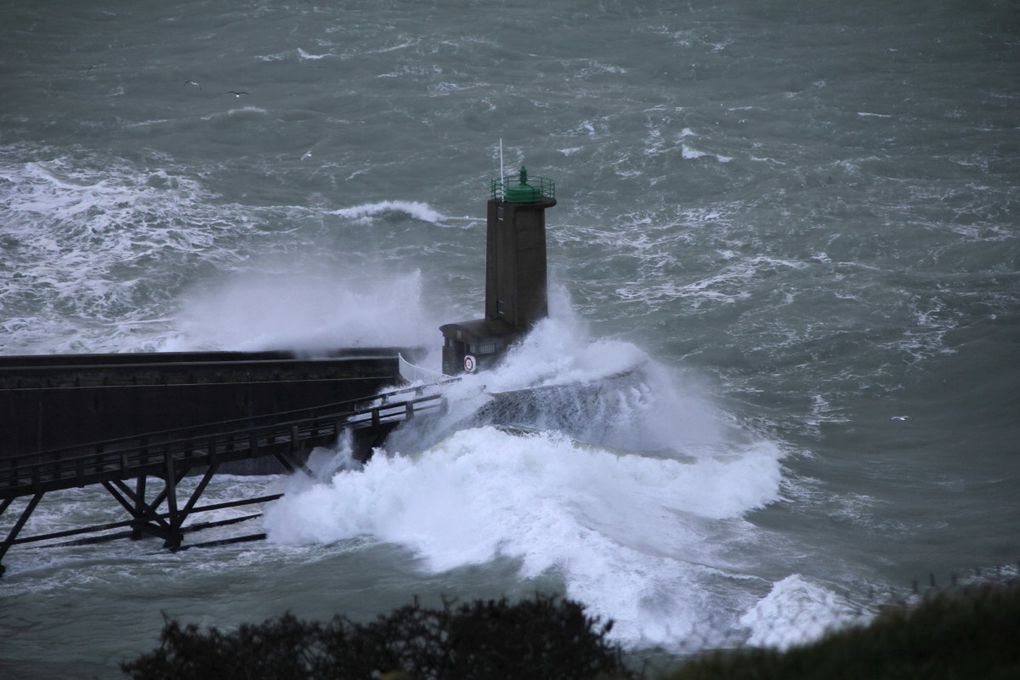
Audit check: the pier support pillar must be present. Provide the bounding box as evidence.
[164,454,181,551]
[0,493,44,577]
[131,475,147,540]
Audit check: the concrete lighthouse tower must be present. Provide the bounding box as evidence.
[440,167,556,375]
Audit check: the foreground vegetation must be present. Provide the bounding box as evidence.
[122,582,1020,679]
[121,594,631,680]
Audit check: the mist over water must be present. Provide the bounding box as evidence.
[2,0,1019,676]
[168,268,438,351]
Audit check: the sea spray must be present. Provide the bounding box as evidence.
[388,286,731,458]
[331,200,446,225]
[264,426,784,647]
[166,269,439,352]
[304,431,363,482]
[264,293,790,648]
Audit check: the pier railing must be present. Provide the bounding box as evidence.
[0,381,449,575]
[490,174,555,203]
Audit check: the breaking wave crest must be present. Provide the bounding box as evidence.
[265,425,784,647]
[331,200,445,224]
[265,293,803,649]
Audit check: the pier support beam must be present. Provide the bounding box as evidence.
[102,458,230,551]
[131,474,147,540]
[0,493,44,577]
[0,382,444,576]
[103,480,174,544]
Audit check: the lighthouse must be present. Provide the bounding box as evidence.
[440,167,556,375]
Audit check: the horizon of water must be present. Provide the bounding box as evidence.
[1,1,1019,677]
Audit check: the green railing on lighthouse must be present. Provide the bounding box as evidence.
[490,166,555,204]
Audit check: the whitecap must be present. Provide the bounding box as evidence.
[682,144,707,160]
[200,106,268,121]
[331,200,446,224]
[297,47,334,61]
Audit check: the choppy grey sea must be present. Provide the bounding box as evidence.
[1,1,1018,677]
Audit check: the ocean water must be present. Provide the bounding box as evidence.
[2,0,1019,676]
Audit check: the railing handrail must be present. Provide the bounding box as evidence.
[4,380,452,465]
[490,174,555,202]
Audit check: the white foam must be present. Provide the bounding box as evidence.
[682,144,707,160]
[740,575,869,650]
[617,251,810,309]
[0,151,248,353]
[331,200,445,225]
[681,144,732,163]
[265,290,787,648]
[581,60,627,75]
[266,426,784,647]
[362,38,419,55]
[200,106,268,121]
[383,285,733,459]
[576,120,597,137]
[297,48,335,61]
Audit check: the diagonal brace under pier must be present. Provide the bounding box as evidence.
[0,384,447,576]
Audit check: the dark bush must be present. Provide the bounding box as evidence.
[121,594,633,680]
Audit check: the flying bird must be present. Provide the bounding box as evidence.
[226,90,250,98]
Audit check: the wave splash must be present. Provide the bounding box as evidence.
[266,425,783,647]
[331,200,445,225]
[265,293,806,648]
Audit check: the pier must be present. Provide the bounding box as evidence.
[0,166,557,577]
[0,349,446,576]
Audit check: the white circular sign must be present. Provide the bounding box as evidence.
[463,354,477,373]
